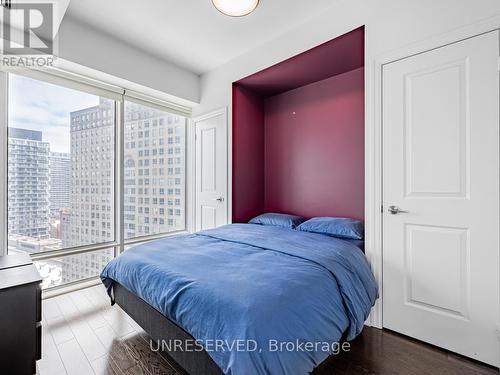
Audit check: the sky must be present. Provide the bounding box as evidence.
[8,74,100,153]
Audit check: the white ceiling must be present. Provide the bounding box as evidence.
[65,0,339,75]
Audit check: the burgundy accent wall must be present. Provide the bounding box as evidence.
[232,84,265,223]
[263,68,365,220]
[231,27,365,223]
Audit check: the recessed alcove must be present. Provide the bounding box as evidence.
[232,26,365,223]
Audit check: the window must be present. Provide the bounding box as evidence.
[6,74,116,287]
[34,248,114,289]
[124,101,186,239]
[2,72,189,289]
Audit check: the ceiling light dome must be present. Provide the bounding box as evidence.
[212,0,260,17]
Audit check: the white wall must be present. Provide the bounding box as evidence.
[56,16,200,104]
[194,0,500,116]
[193,0,500,327]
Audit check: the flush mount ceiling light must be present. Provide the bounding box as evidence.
[212,0,260,17]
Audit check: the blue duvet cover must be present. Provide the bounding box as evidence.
[101,224,377,375]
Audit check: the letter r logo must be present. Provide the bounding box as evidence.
[3,3,53,55]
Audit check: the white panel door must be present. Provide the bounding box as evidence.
[195,110,227,231]
[383,31,500,366]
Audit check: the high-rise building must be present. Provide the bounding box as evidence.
[49,152,71,216]
[57,98,115,283]
[60,208,72,246]
[8,127,50,239]
[64,98,115,249]
[57,99,186,283]
[123,102,186,239]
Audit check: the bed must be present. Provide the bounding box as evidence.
[101,223,378,375]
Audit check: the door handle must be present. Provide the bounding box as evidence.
[388,205,408,215]
[213,197,224,202]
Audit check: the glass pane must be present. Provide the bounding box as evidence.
[124,101,186,239]
[7,73,115,255]
[33,248,114,289]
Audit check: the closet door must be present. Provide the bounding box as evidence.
[194,109,227,231]
[382,30,500,367]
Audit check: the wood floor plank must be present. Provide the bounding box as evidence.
[90,286,144,333]
[71,320,109,361]
[104,308,136,338]
[313,328,498,375]
[57,339,96,375]
[91,285,112,303]
[46,314,76,345]
[90,355,123,375]
[84,287,137,338]
[56,293,108,361]
[43,297,64,320]
[110,340,139,373]
[94,324,138,373]
[55,294,81,320]
[70,290,108,330]
[124,364,148,375]
[137,332,184,375]
[82,287,108,309]
[94,324,122,351]
[123,333,176,375]
[37,322,67,375]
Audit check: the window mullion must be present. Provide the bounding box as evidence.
[30,241,119,261]
[0,72,7,256]
[116,98,125,255]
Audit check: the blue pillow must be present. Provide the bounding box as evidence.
[298,217,364,240]
[249,213,305,229]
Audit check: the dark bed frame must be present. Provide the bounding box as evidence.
[114,283,342,375]
[114,283,223,375]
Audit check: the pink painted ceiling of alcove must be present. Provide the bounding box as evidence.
[236,26,364,97]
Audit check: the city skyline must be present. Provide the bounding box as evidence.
[8,99,186,246]
[8,73,99,153]
[7,85,186,288]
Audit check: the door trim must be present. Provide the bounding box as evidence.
[366,16,500,329]
[191,107,228,232]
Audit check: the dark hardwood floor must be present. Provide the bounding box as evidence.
[314,328,497,375]
[39,286,498,375]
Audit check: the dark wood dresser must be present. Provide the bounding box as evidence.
[0,253,42,375]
